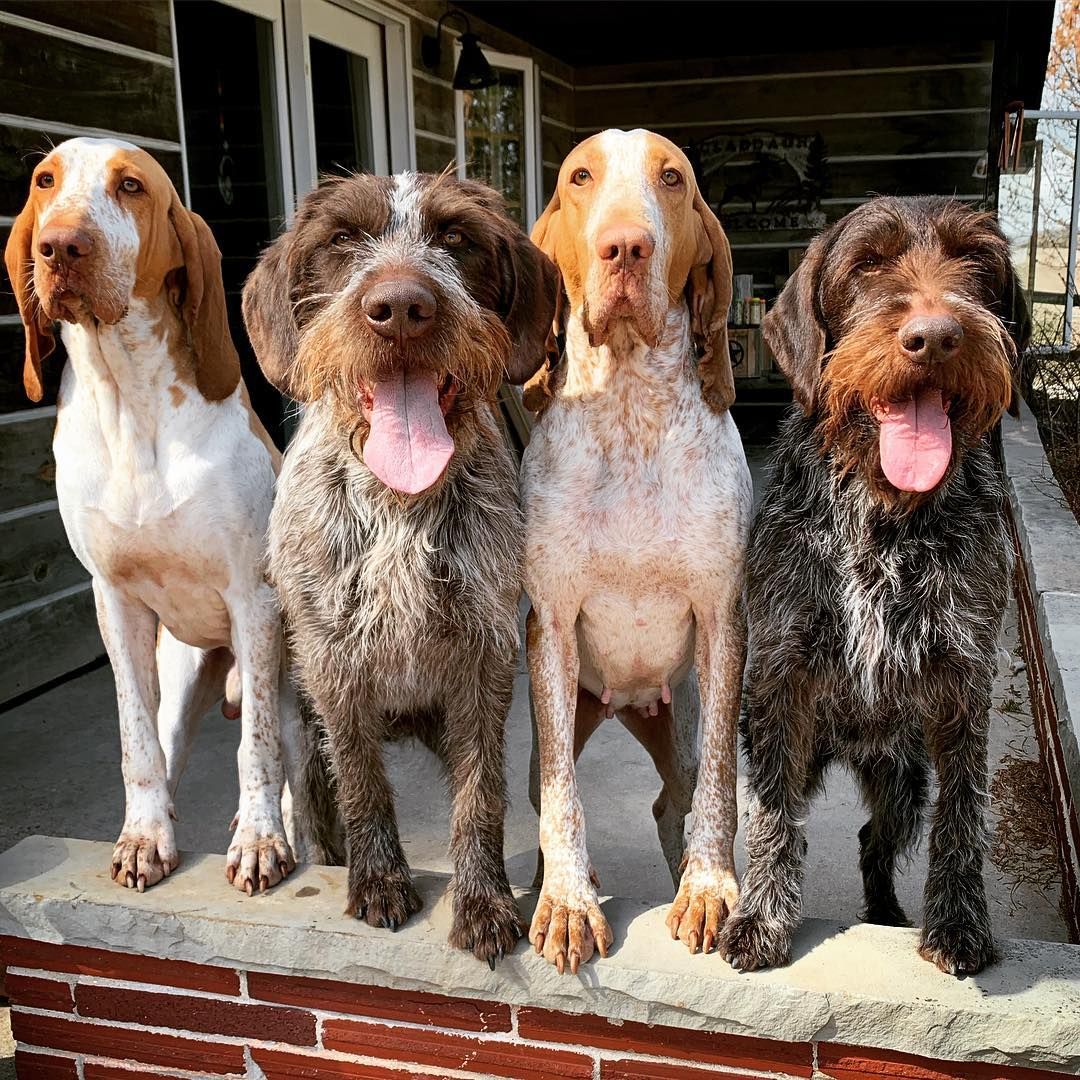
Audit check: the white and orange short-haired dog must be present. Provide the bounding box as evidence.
[4,138,305,895]
[523,129,752,971]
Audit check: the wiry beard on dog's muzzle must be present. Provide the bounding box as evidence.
[295,296,511,495]
[818,302,1015,495]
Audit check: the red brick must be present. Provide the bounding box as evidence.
[247,971,511,1032]
[5,972,74,1013]
[12,1050,79,1079]
[9,1011,245,1074]
[253,1047,458,1079]
[323,1018,594,1079]
[0,936,239,994]
[817,1045,1076,1080]
[75,983,316,1045]
[517,1007,813,1077]
[84,1068,187,1080]
[602,1060,765,1080]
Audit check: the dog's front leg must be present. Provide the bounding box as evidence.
[95,582,177,891]
[720,647,817,971]
[667,596,743,954]
[226,582,294,895]
[527,607,614,973]
[318,685,421,930]
[443,658,523,968]
[919,694,995,975]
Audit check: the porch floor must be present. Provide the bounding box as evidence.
[0,442,1070,1069]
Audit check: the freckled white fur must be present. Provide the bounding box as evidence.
[40,138,304,891]
[524,131,753,964]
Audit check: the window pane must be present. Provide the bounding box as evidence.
[462,67,526,223]
[175,0,287,444]
[310,36,375,177]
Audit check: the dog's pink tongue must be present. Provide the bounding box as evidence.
[875,389,952,492]
[363,369,454,494]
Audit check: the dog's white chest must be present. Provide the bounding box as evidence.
[524,375,752,709]
[52,320,274,651]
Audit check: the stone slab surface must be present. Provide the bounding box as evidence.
[1,836,1079,1073]
[1003,402,1080,598]
[1040,590,1080,810]
[1003,402,1080,883]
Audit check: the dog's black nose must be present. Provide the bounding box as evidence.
[362,278,437,341]
[898,314,963,363]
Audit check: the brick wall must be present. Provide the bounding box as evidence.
[3,935,1075,1080]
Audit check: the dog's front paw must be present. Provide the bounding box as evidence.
[346,866,422,930]
[530,885,613,974]
[111,818,179,892]
[861,897,912,927]
[720,910,792,972]
[667,860,739,954]
[450,887,524,969]
[918,920,996,976]
[227,816,294,896]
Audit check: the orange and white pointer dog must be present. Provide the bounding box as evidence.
[523,130,752,971]
[5,138,300,894]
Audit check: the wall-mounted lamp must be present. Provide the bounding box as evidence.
[421,10,497,91]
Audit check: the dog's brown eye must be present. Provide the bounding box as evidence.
[660,168,682,187]
[36,172,54,189]
[443,229,465,248]
[571,168,591,186]
[331,231,352,246]
[120,177,143,195]
[858,254,884,271]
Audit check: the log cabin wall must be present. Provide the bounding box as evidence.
[571,42,995,286]
[0,0,183,702]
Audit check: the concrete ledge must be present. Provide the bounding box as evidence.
[2,836,1080,1075]
[1002,401,1080,937]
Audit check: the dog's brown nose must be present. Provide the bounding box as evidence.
[37,225,93,267]
[362,279,437,341]
[899,314,964,363]
[596,224,655,270]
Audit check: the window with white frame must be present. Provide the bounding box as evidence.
[455,50,540,227]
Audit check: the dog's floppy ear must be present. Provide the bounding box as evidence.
[762,228,831,414]
[3,200,56,402]
[522,190,566,409]
[242,229,305,401]
[500,224,559,385]
[168,197,241,401]
[686,190,735,414]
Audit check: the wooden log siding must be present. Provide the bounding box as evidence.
[568,42,995,260]
[0,1,179,701]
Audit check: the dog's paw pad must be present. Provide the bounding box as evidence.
[719,912,791,972]
[918,923,996,976]
[861,900,912,928]
[529,890,613,974]
[449,889,524,968]
[347,870,422,930]
[667,866,739,954]
[226,828,294,896]
[111,829,178,892]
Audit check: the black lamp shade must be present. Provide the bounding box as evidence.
[453,33,497,91]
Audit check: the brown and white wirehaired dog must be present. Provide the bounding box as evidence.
[242,172,556,966]
[724,197,1029,975]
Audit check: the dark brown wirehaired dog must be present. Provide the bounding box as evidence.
[242,172,557,965]
[722,197,1029,976]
